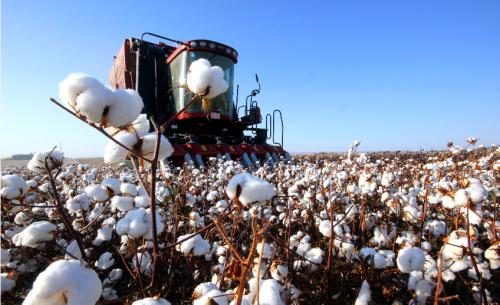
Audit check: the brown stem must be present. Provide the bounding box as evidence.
[44,150,87,261]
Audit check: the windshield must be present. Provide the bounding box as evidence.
[170,50,234,117]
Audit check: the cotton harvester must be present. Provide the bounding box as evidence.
[109,32,290,167]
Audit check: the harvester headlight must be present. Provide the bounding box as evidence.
[199,41,207,47]
[209,42,216,49]
[226,48,232,53]
[189,41,198,47]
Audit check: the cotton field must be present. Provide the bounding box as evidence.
[1,62,499,305]
[1,146,499,304]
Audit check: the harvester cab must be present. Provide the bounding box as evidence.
[109,32,291,167]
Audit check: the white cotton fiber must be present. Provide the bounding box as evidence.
[23,259,102,305]
[354,280,371,305]
[1,175,28,200]
[27,151,65,174]
[176,234,210,256]
[102,177,122,195]
[115,208,163,239]
[85,184,110,202]
[226,172,276,205]
[205,66,229,99]
[140,133,174,161]
[66,194,91,212]
[75,85,115,123]
[111,196,135,212]
[12,221,57,248]
[107,89,144,128]
[186,59,228,99]
[187,59,212,95]
[104,131,139,163]
[58,73,101,108]
[130,114,150,137]
[258,279,284,305]
[396,247,425,273]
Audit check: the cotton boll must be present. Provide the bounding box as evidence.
[415,279,433,305]
[102,178,121,195]
[135,196,150,208]
[111,196,135,212]
[23,259,102,305]
[65,240,82,260]
[95,252,114,270]
[66,194,91,212]
[27,151,65,174]
[187,58,212,95]
[116,208,163,239]
[396,247,425,273]
[131,297,172,305]
[12,221,57,248]
[441,195,456,209]
[58,73,102,108]
[226,172,276,205]
[256,242,275,259]
[354,280,371,305]
[270,261,288,281]
[75,84,115,123]
[319,220,332,237]
[1,249,11,267]
[258,279,284,305]
[104,131,138,164]
[204,66,229,99]
[85,184,109,202]
[140,133,174,161]
[14,211,33,226]
[485,243,499,269]
[1,175,29,200]
[92,226,113,246]
[192,282,217,299]
[453,189,468,208]
[106,89,144,128]
[176,234,210,256]
[407,271,423,290]
[102,287,118,301]
[121,183,138,196]
[466,179,487,204]
[130,114,150,137]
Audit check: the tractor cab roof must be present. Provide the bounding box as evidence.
[167,39,238,63]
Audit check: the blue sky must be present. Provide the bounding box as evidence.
[2,0,499,157]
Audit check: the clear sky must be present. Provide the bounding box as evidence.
[2,0,499,157]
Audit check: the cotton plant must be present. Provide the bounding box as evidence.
[27,151,65,174]
[22,260,102,305]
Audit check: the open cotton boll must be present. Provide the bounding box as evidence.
[102,177,121,195]
[259,279,284,305]
[130,114,150,138]
[111,196,135,212]
[139,133,174,161]
[121,183,138,196]
[1,175,28,200]
[74,84,115,123]
[22,259,102,305]
[116,208,164,239]
[485,243,499,269]
[415,279,433,305]
[256,242,275,259]
[319,220,332,237]
[58,73,102,108]
[396,247,425,273]
[27,151,65,174]
[193,288,228,305]
[12,221,57,248]
[131,297,172,305]
[226,172,276,205]
[192,282,218,299]
[106,89,144,128]
[441,195,457,209]
[1,249,11,267]
[204,66,229,99]
[354,280,371,305]
[187,58,212,95]
[66,194,91,212]
[270,261,288,281]
[92,226,113,246]
[104,131,139,164]
[176,234,210,256]
[95,252,114,270]
[453,189,469,208]
[466,179,488,204]
[85,184,110,202]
